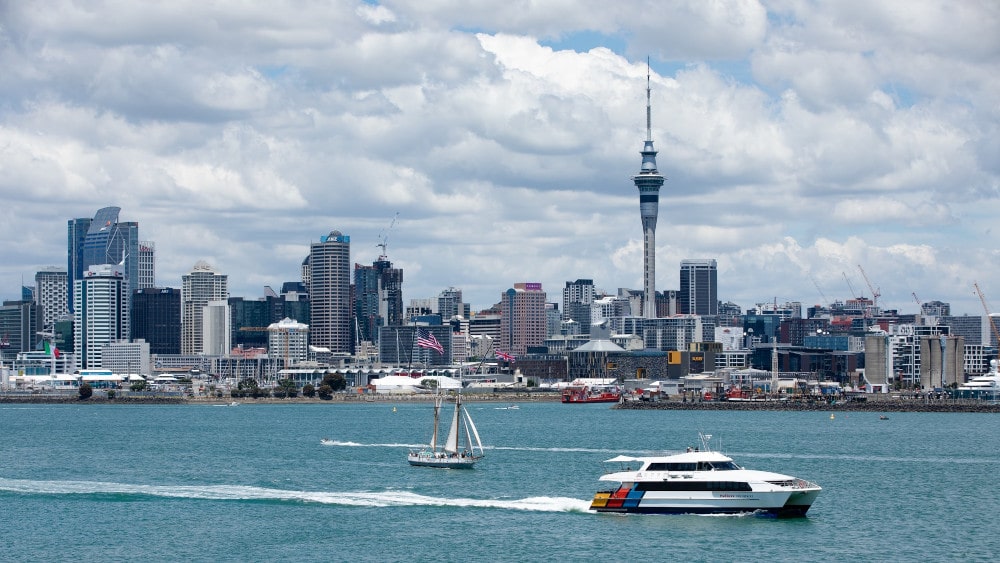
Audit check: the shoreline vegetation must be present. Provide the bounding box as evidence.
[1,391,999,412]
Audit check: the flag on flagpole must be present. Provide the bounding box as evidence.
[416,328,444,354]
[44,340,61,358]
[495,350,515,362]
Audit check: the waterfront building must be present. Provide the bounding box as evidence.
[501,283,547,356]
[679,259,718,316]
[181,261,229,355]
[631,69,665,319]
[34,267,68,329]
[354,258,403,345]
[309,231,351,354]
[202,300,231,356]
[74,264,129,369]
[562,279,596,336]
[131,287,181,354]
[268,318,309,366]
[101,339,151,376]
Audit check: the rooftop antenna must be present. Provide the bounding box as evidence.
[645,56,652,142]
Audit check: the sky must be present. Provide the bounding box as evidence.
[1,0,998,316]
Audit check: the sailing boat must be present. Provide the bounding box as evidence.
[407,392,484,469]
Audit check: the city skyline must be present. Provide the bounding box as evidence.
[1,2,998,315]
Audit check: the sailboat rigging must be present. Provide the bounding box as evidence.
[407,392,484,469]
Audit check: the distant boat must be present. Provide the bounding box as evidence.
[408,393,484,469]
[948,359,1000,400]
[879,415,889,420]
[561,383,621,403]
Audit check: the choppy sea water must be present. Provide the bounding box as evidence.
[1,402,997,562]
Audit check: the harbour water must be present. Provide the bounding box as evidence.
[1,401,997,562]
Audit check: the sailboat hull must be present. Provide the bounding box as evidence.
[407,451,480,469]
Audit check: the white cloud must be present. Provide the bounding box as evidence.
[0,0,997,317]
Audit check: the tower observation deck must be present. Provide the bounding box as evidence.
[632,64,665,318]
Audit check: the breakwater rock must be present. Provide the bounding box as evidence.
[615,398,1000,413]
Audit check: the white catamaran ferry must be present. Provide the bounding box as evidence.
[590,433,821,516]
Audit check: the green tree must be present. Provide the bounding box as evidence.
[420,378,438,390]
[130,380,148,392]
[321,373,346,392]
[274,378,297,398]
[317,384,334,400]
[78,383,93,400]
[302,383,316,398]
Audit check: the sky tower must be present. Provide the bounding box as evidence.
[632,63,665,318]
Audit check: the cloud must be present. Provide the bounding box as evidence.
[0,0,997,318]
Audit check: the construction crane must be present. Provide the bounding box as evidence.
[912,292,923,313]
[857,264,881,315]
[842,272,860,300]
[974,282,1000,356]
[810,274,831,308]
[377,212,399,260]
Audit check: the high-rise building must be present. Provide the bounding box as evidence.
[181,261,229,355]
[68,207,151,312]
[354,258,403,345]
[0,299,43,356]
[268,318,309,366]
[679,259,718,316]
[562,279,596,335]
[632,69,665,319]
[74,264,128,369]
[66,217,92,313]
[309,231,351,353]
[437,287,465,320]
[202,300,231,356]
[131,287,181,354]
[500,282,547,356]
[35,267,68,329]
[138,241,156,289]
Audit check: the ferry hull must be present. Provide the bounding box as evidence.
[590,488,820,517]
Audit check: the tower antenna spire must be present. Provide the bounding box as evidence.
[646,56,652,142]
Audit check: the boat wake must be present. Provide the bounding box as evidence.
[0,477,592,513]
[321,441,659,456]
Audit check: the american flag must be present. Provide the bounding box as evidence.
[495,350,515,362]
[416,327,444,354]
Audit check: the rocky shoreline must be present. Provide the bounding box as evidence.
[616,398,1000,413]
[4,392,999,412]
